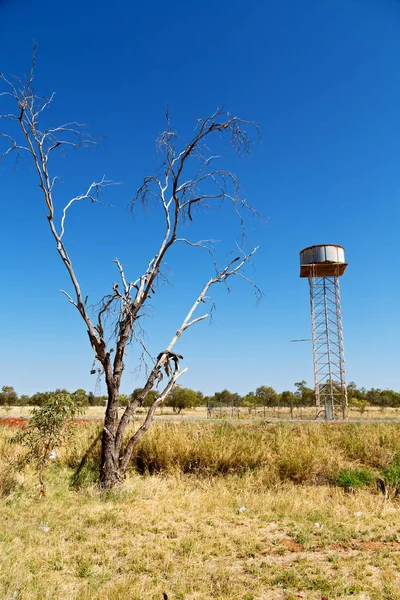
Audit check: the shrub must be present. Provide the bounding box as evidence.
[380,459,400,495]
[336,467,374,491]
[166,387,198,414]
[13,392,84,496]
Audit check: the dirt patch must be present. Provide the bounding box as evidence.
[349,540,400,551]
[0,418,27,429]
[280,537,304,552]
[0,417,96,429]
[324,540,400,552]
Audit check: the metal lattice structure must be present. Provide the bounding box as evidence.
[309,273,347,419]
[300,245,348,420]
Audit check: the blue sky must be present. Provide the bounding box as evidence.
[1,0,400,396]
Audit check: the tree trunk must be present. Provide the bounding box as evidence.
[100,435,119,487]
[100,382,120,488]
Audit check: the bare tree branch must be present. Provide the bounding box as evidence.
[60,176,116,239]
[0,58,115,372]
[175,237,220,272]
[1,58,261,487]
[118,366,188,473]
[116,246,259,468]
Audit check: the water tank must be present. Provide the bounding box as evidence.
[300,244,347,278]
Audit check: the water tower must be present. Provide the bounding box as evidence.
[300,244,348,420]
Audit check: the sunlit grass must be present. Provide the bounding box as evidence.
[2,422,400,599]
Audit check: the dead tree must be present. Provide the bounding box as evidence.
[0,55,260,488]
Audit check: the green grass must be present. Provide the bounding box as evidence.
[381,459,400,495]
[336,467,375,490]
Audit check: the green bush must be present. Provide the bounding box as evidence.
[380,459,400,494]
[336,467,374,490]
[13,392,84,495]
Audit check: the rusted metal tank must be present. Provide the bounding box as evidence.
[300,244,347,277]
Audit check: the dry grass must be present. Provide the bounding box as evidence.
[129,421,400,483]
[2,422,400,599]
[2,404,400,422]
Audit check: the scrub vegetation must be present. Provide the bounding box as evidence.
[2,420,400,599]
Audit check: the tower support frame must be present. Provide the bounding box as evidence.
[308,273,348,420]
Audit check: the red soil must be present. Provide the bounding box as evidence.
[0,417,27,429]
[0,417,94,429]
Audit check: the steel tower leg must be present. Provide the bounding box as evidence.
[308,274,348,420]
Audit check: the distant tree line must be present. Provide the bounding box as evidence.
[0,385,204,413]
[2,382,400,412]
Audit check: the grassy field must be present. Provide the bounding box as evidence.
[2,421,400,599]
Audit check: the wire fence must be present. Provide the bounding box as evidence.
[206,401,317,420]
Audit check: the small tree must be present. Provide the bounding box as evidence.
[72,389,89,407]
[194,391,204,407]
[255,386,278,410]
[294,380,315,415]
[1,54,260,487]
[166,387,198,414]
[280,390,296,418]
[241,391,257,415]
[213,389,242,416]
[131,388,161,409]
[13,392,84,496]
[0,385,18,407]
[350,397,370,416]
[19,394,31,406]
